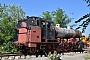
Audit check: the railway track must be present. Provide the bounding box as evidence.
[0,51,87,60]
[0,53,31,60]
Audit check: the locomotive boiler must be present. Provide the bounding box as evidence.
[55,24,82,39]
[14,16,82,57]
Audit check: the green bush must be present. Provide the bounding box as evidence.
[84,53,90,60]
[1,42,18,53]
[48,51,57,60]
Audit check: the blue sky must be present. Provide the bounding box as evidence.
[0,0,90,35]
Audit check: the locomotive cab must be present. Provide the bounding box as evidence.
[15,16,56,44]
[15,16,42,46]
[40,19,55,42]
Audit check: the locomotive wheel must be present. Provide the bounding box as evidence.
[35,50,39,57]
[18,46,28,56]
[35,50,47,57]
[30,47,36,55]
[36,53,39,57]
[36,55,38,57]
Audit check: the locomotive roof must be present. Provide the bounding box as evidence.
[18,18,53,23]
[39,18,53,23]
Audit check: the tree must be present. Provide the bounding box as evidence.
[75,0,90,33]
[52,8,71,27]
[41,11,52,20]
[40,8,72,28]
[8,4,25,23]
[84,0,90,7]
[0,3,25,53]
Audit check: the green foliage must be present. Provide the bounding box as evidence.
[2,42,18,53]
[8,4,26,23]
[84,0,90,7]
[52,8,71,27]
[0,3,25,53]
[75,14,90,33]
[41,11,52,20]
[84,53,90,60]
[48,51,57,60]
[40,8,72,28]
[75,0,90,33]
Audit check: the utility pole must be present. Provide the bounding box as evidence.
[70,12,74,20]
[69,12,75,27]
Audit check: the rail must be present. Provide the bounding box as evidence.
[0,53,22,57]
[0,51,87,60]
[0,53,27,60]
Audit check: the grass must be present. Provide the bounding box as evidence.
[68,53,74,56]
[84,51,90,60]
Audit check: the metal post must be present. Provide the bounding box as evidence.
[70,12,74,20]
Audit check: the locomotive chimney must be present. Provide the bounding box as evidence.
[67,26,71,29]
[56,24,60,27]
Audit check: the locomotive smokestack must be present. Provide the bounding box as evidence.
[56,24,60,27]
[67,26,71,29]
